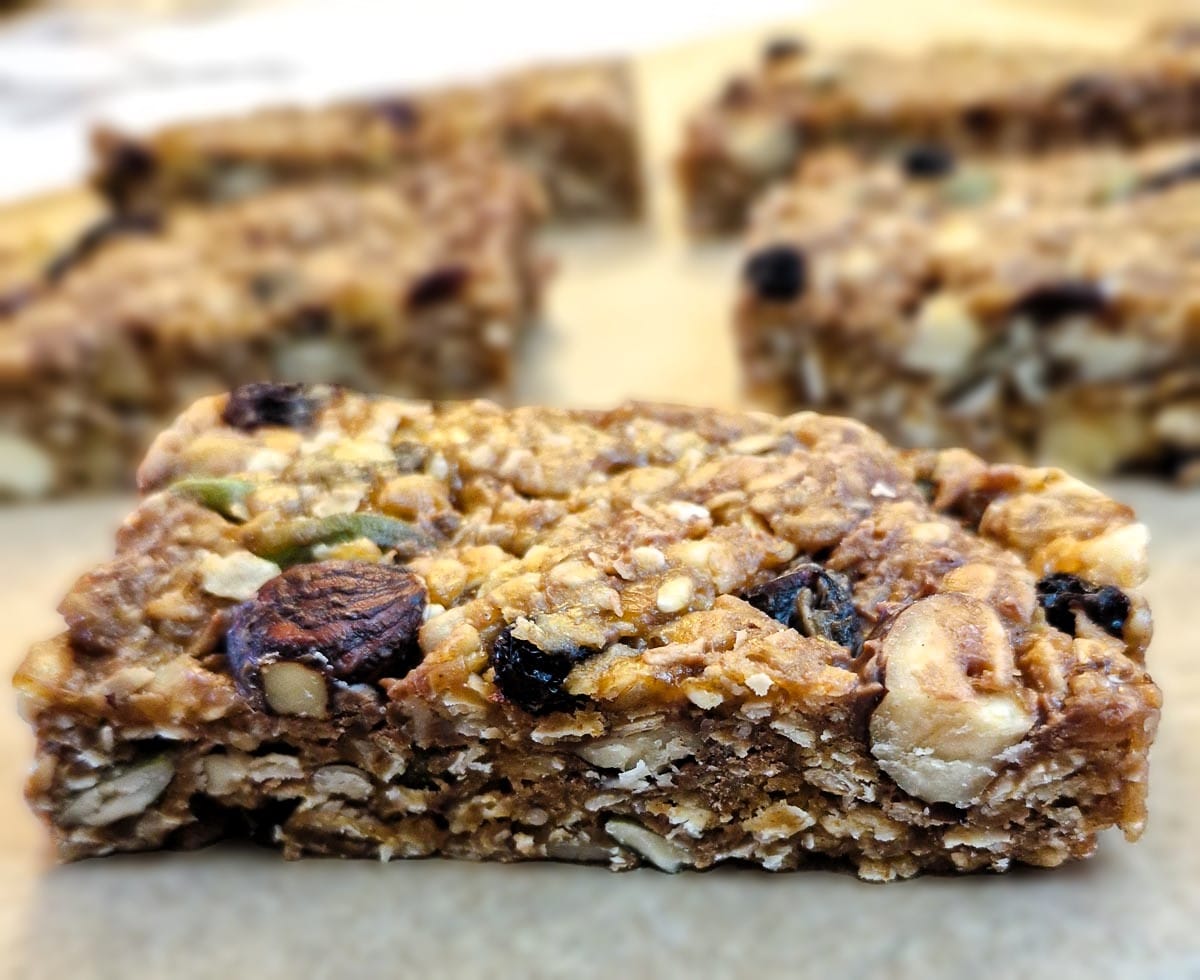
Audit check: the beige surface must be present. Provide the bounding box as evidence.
[3,2,1200,977]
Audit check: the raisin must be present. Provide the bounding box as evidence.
[743,245,807,303]
[720,77,754,108]
[226,560,427,703]
[44,214,160,284]
[222,382,318,432]
[407,265,469,309]
[0,286,33,318]
[373,98,421,132]
[1010,281,1108,324]
[489,627,597,715]
[763,36,807,63]
[743,562,862,656]
[961,104,1001,140]
[1036,573,1130,639]
[900,144,956,180]
[96,138,157,210]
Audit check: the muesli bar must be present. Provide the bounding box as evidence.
[15,386,1159,879]
[0,155,543,498]
[679,21,1200,233]
[737,141,1200,480]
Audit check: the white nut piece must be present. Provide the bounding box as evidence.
[604,819,693,873]
[59,756,174,828]
[0,432,54,499]
[261,662,329,718]
[656,575,695,613]
[869,594,1034,807]
[901,293,983,376]
[199,551,281,601]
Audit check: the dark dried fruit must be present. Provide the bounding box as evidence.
[226,560,427,704]
[222,382,318,432]
[1010,281,1108,325]
[720,77,754,108]
[407,265,469,309]
[1136,155,1200,195]
[44,214,160,284]
[763,36,807,63]
[961,104,1001,139]
[95,137,157,209]
[1037,573,1129,639]
[744,562,862,656]
[0,286,34,318]
[490,627,598,715]
[900,144,956,180]
[242,513,433,566]
[373,98,421,132]
[743,245,807,303]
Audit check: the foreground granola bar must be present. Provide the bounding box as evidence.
[678,21,1200,233]
[737,141,1200,480]
[94,60,641,223]
[0,155,543,499]
[15,386,1159,879]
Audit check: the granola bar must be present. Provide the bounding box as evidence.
[14,385,1159,880]
[678,21,1200,233]
[737,141,1200,481]
[94,60,641,223]
[0,155,543,499]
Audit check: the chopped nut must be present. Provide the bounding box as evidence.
[200,551,281,601]
[604,819,693,872]
[901,293,982,375]
[59,756,174,828]
[226,560,427,712]
[0,432,54,499]
[869,594,1034,806]
[656,575,695,613]
[262,662,329,717]
[313,765,374,801]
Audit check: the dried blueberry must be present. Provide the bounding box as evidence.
[44,214,160,284]
[743,245,807,303]
[743,562,862,656]
[407,265,469,309]
[373,98,421,132]
[490,627,597,716]
[1036,573,1130,639]
[222,382,318,432]
[900,144,956,180]
[0,286,33,318]
[226,560,427,703]
[763,36,807,63]
[720,77,754,108]
[1010,281,1108,325]
[96,138,157,210]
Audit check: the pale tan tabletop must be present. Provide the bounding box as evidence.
[3,2,1199,978]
